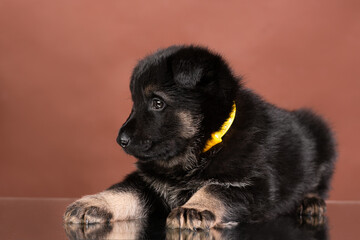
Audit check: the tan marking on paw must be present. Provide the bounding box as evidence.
[182,186,225,219]
[64,190,145,224]
[166,186,226,229]
[298,193,326,217]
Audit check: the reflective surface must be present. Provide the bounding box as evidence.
[0,198,358,239]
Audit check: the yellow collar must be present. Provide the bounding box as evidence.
[203,102,236,152]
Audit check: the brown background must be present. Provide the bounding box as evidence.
[0,0,359,200]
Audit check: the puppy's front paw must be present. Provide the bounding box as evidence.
[298,194,326,216]
[166,207,216,230]
[64,195,113,224]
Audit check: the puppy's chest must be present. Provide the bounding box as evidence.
[142,175,200,208]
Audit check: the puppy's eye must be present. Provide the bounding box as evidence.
[151,98,165,111]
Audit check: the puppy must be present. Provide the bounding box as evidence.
[64,45,336,229]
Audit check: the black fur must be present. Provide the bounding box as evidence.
[115,45,336,224]
[65,45,336,228]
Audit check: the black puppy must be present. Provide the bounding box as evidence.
[64,45,336,229]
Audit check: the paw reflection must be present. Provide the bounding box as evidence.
[299,214,327,228]
[64,219,146,240]
[64,215,327,240]
[166,228,222,240]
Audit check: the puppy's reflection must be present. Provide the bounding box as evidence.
[65,219,150,240]
[64,215,327,240]
[167,215,328,240]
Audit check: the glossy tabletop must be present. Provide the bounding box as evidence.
[0,198,358,239]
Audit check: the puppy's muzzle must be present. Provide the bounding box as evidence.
[117,132,152,153]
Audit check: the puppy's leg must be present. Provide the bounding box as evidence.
[166,185,239,230]
[64,190,145,224]
[64,172,148,224]
[166,181,271,230]
[297,193,327,226]
[298,193,326,216]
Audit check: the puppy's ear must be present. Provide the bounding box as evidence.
[170,47,227,89]
[171,59,204,89]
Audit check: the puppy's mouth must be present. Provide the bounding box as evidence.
[124,138,186,162]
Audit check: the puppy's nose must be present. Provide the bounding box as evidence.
[118,133,131,148]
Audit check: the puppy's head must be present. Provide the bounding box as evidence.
[117,46,240,164]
